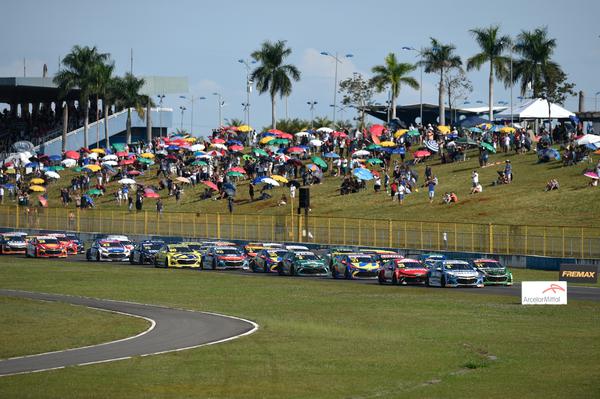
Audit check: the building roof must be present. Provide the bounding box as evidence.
[0,77,80,103]
[495,98,574,119]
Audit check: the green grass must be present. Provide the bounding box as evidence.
[13,148,600,228]
[0,296,148,359]
[513,268,600,287]
[0,258,599,398]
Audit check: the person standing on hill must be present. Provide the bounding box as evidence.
[504,160,512,183]
[471,170,479,189]
[427,177,437,203]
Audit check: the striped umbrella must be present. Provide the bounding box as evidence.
[424,140,439,153]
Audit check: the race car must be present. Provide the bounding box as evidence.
[180,241,204,256]
[244,242,284,258]
[470,258,513,286]
[418,253,447,269]
[65,234,85,254]
[25,236,68,258]
[202,246,248,270]
[360,250,404,267]
[427,260,484,288]
[279,251,329,277]
[86,240,129,262]
[154,244,201,269]
[331,253,379,280]
[197,241,236,257]
[47,233,79,255]
[129,240,165,265]
[323,246,356,268]
[104,235,134,256]
[284,244,310,252]
[251,248,288,273]
[378,258,428,285]
[0,232,28,254]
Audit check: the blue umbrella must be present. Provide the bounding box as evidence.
[226,140,243,146]
[261,132,276,136]
[392,147,406,155]
[167,145,180,151]
[49,155,62,162]
[323,152,340,159]
[194,151,207,157]
[353,168,374,181]
[252,176,267,184]
[223,182,236,192]
[425,140,440,153]
[25,162,39,168]
[3,183,14,189]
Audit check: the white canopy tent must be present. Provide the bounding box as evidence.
[495,98,574,120]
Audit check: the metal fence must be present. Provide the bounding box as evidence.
[0,205,598,259]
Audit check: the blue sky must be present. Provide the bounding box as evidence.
[1,0,599,132]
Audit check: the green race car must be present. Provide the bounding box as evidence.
[470,258,513,286]
[279,251,329,277]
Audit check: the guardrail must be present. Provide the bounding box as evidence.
[0,205,598,259]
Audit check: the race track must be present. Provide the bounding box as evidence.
[0,290,258,377]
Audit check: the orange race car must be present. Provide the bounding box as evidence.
[25,236,68,258]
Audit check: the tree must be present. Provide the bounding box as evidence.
[91,61,114,148]
[467,25,511,121]
[370,53,419,121]
[250,40,301,129]
[444,70,473,125]
[512,27,562,98]
[541,68,576,128]
[225,118,244,127]
[338,73,374,131]
[114,73,149,145]
[419,38,462,126]
[54,45,110,149]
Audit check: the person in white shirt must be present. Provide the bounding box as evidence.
[471,170,479,188]
[290,184,296,199]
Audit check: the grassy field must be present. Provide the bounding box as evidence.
[0,296,148,359]
[8,147,600,228]
[0,258,599,398]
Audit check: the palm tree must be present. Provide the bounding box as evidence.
[114,73,149,145]
[370,53,419,121]
[419,38,462,126]
[54,45,109,149]
[512,27,562,98]
[250,40,301,129]
[91,61,114,148]
[467,25,511,121]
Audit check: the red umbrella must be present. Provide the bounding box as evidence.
[332,131,347,138]
[229,145,244,152]
[144,191,160,198]
[127,170,141,176]
[228,167,246,174]
[276,132,293,140]
[80,147,91,153]
[116,151,128,157]
[369,124,385,136]
[413,150,431,158]
[212,138,225,144]
[119,159,135,166]
[202,181,218,191]
[287,146,306,154]
[268,129,285,135]
[65,150,80,160]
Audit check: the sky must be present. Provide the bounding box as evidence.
[1,0,599,133]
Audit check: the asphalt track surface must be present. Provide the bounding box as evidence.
[0,289,258,377]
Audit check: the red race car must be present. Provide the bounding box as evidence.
[26,236,68,258]
[48,233,79,255]
[378,258,428,285]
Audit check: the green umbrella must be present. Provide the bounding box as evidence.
[227,171,244,177]
[112,143,127,152]
[191,160,207,166]
[469,127,483,134]
[86,189,103,196]
[366,144,381,150]
[253,148,268,157]
[73,167,84,172]
[407,129,420,136]
[456,137,478,146]
[270,138,289,145]
[311,156,328,169]
[46,165,65,171]
[137,157,153,165]
[242,154,256,161]
[367,157,383,165]
[480,142,496,153]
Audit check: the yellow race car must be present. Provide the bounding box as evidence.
[154,244,201,269]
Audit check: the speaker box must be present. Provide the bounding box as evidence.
[299,187,310,208]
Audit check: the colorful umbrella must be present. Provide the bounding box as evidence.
[413,150,431,158]
[30,178,45,184]
[407,129,420,136]
[311,156,327,169]
[260,136,275,144]
[253,148,269,157]
[305,164,320,172]
[380,141,396,147]
[352,168,374,181]
[91,148,105,154]
[500,127,516,134]
[270,138,289,145]
[119,159,135,166]
[237,125,252,133]
[202,181,218,191]
[127,170,141,176]
[86,189,102,196]
[137,158,153,165]
[261,177,280,186]
[276,132,294,140]
[270,175,288,183]
[352,150,370,157]
[323,152,340,159]
[584,171,599,180]
[144,191,160,198]
[468,127,483,134]
[437,125,451,134]
[176,177,191,184]
[227,171,245,178]
[369,125,385,136]
[367,158,383,165]
[211,138,226,144]
[317,127,333,133]
[229,145,244,152]
[118,178,136,185]
[140,152,155,159]
[84,164,101,172]
[242,154,256,161]
[366,144,381,150]
[45,171,61,179]
[309,139,323,147]
[424,140,440,153]
[191,160,207,166]
[480,142,496,153]
[394,129,408,138]
[287,146,305,154]
[29,185,45,192]
[65,150,80,160]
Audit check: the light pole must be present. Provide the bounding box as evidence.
[320,51,354,126]
[330,104,348,122]
[402,46,424,125]
[595,91,600,111]
[179,106,186,130]
[157,94,165,137]
[212,92,224,127]
[307,101,317,128]
[180,95,206,135]
[238,59,256,127]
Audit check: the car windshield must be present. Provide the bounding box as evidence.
[297,254,319,260]
[348,256,373,263]
[186,244,202,251]
[143,243,163,250]
[444,263,472,270]
[474,261,502,269]
[100,242,122,248]
[65,235,79,241]
[268,250,287,257]
[171,246,193,253]
[216,248,242,255]
[121,241,133,246]
[38,238,58,244]
[397,261,423,269]
[5,235,25,242]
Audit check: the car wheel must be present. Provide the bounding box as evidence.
[331,267,339,279]
[164,259,169,268]
[86,250,91,261]
[129,254,134,264]
[377,272,385,285]
[289,265,295,277]
[440,276,446,288]
[392,274,398,286]
[154,258,159,268]
[344,268,351,280]
[96,252,100,262]
[278,264,284,276]
[212,259,217,270]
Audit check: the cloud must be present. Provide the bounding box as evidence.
[298,48,364,81]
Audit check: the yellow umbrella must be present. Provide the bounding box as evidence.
[394,129,408,138]
[84,164,101,172]
[237,125,252,133]
[437,125,451,134]
[5,168,15,174]
[478,123,492,130]
[500,127,515,133]
[260,136,275,144]
[140,153,155,159]
[380,141,396,147]
[29,185,46,192]
[30,178,45,185]
[91,148,105,154]
[270,175,288,184]
[184,137,197,143]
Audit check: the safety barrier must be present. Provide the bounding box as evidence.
[0,205,598,259]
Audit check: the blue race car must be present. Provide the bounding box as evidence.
[129,240,165,264]
[418,253,447,269]
[427,260,484,288]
